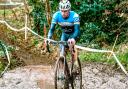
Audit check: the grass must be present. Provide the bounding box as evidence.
[79,51,107,62]
[79,45,128,70]
[0,10,12,15]
[0,8,26,28]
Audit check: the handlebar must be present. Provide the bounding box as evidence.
[44,38,75,53]
[44,39,67,53]
[46,39,68,46]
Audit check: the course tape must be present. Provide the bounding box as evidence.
[0,2,24,9]
[0,2,24,6]
[75,45,128,76]
[0,20,25,31]
[0,20,128,76]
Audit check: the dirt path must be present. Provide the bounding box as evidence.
[0,65,54,89]
[82,63,128,89]
[0,63,128,89]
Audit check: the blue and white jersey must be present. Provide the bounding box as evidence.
[51,11,80,33]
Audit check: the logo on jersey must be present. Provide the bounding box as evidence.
[74,17,80,22]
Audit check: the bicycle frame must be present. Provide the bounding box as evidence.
[45,39,82,89]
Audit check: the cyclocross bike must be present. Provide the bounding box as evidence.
[46,39,82,89]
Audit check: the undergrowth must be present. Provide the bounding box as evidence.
[79,44,128,70]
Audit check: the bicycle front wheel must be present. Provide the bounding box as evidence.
[54,57,70,89]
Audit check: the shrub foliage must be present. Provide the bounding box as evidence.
[28,0,128,47]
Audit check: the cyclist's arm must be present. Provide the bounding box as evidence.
[48,23,56,39]
[47,12,58,39]
[72,24,80,39]
[72,13,80,40]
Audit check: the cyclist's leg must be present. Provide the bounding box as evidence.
[60,32,69,57]
[73,46,78,64]
[69,33,80,66]
[66,34,82,89]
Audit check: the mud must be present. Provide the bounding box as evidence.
[0,63,128,89]
[82,62,128,89]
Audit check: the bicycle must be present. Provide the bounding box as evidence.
[45,39,82,89]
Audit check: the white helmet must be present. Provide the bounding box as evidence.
[59,0,71,10]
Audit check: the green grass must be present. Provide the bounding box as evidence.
[79,47,128,70]
[0,10,12,15]
[79,51,107,62]
[0,61,4,73]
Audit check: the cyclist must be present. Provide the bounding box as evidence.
[47,0,80,65]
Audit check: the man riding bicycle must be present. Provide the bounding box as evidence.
[47,0,80,66]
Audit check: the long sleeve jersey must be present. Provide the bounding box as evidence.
[48,11,80,39]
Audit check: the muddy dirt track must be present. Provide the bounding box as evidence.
[0,25,128,89]
[0,63,128,89]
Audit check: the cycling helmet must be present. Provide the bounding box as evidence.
[59,0,71,10]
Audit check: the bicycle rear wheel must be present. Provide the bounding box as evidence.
[54,57,70,89]
[71,58,82,89]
